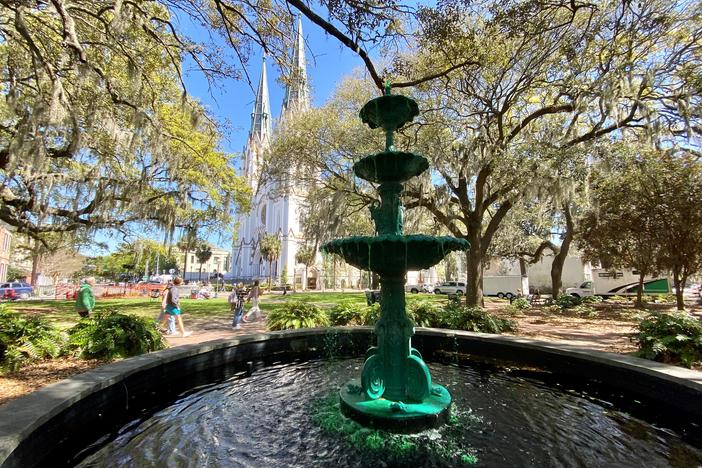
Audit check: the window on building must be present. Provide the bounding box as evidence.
[260,205,267,224]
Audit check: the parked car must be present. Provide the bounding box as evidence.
[433,281,466,295]
[404,283,433,294]
[0,282,34,300]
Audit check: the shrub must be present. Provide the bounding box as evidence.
[360,303,381,326]
[633,312,702,367]
[328,301,367,326]
[408,300,444,327]
[0,307,66,372]
[511,297,531,310]
[442,302,517,334]
[555,295,582,309]
[68,311,166,360]
[581,295,603,304]
[267,301,330,330]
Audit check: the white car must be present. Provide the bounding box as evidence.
[405,283,433,294]
[433,281,466,295]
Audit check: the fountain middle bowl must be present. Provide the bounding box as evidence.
[353,151,429,184]
[321,234,469,274]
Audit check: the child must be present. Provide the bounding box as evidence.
[229,287,245,329]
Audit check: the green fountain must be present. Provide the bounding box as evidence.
[321,85,469,431]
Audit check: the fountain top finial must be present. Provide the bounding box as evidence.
[384,81,392,96]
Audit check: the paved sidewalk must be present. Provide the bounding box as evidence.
[164,315,269,346]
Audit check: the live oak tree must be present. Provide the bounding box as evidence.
[0,0,255,241]
[397,0,701,306]
[581,144,702,310]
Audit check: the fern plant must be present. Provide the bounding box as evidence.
[328,301,367,326]
[633,312,702,368]
[0,306,66,373]
[267,301,330,330]
[68,311,166,360]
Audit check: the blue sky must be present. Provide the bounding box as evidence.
[185,18,362,160]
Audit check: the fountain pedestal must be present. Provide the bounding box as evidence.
[322,85,468,431]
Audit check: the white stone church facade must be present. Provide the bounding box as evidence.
[230,18,316,288]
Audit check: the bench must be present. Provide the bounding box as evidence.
[365,290,382,305]
[528,295,545,306]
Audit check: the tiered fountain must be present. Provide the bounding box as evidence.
[322,84,469,431]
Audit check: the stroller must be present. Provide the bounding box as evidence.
[230,289,246,328]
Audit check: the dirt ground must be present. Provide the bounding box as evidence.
[2,301,700,406]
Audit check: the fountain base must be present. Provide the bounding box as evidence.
[339,378,452,432]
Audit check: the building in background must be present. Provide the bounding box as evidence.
[0,222,13,282]
[177,246,231,283]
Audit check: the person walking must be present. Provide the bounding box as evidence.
[75,277,96,318]
[157,281,177,335]
[163,277,192,337]
[242,280,261,322]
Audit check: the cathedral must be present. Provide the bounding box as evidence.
[230,18,315,288]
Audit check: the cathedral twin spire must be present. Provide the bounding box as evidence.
[248,16,308,147]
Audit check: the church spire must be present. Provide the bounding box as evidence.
[282,16,309,115]
[250,56,271,143]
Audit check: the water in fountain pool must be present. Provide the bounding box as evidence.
[77,357,702,467]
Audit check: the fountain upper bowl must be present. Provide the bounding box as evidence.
[359,95,419,131]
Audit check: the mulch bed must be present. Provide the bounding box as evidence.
[0,358,105,406]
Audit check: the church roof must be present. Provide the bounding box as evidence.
[249,57,272,144]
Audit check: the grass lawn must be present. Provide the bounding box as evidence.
[7,291,448,329]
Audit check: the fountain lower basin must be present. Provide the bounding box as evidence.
[321,235,469,274]
[2,329,702,466]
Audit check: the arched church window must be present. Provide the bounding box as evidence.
[260,205,267,224]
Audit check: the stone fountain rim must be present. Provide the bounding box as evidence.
[1,327,702,467]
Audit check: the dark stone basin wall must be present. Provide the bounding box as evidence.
[1,328,701,467]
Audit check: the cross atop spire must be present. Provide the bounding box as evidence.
[250,56,271,144]
[282,16,309,115]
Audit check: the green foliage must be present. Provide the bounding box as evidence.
[408,300,444,327]
[266,301,330,330]
[511,297,531,310]
[67,311,166,360]
[443,304,518,334]
[555,295,582,309]
[328,301,380,326]
[361,303,382,326]
[581,295,603,304]
[633,312,702,368]
[329,301,366,326]
[0,307,66,373]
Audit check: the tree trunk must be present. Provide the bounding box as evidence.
[183,250,188,283]
[465,237,483,307]
[30,251,42,287]
[636,271,646,309]
[371,272,380,290]
[550,203,574,299]
[673,270,685,311]
[268,260,273,290]
[198,264,202,282]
